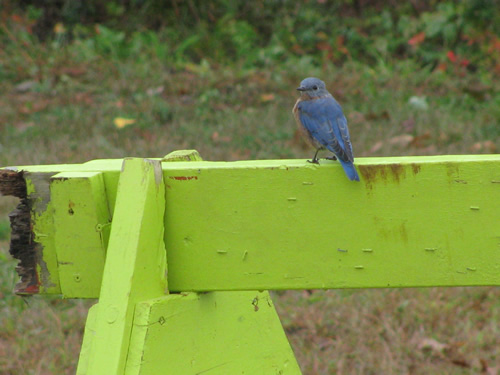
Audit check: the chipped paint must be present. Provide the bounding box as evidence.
[168,176,198,181]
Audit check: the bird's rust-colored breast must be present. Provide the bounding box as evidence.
[292,98,321,149]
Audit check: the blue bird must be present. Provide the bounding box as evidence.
[293,77,360,181]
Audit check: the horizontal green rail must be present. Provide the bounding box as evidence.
[2,154,499,297]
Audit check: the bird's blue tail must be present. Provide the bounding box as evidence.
[339,159,360,181]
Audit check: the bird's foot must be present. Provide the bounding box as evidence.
[307,158,320,164]
[325,155,337,161]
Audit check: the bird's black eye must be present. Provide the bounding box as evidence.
[313,85,318,90]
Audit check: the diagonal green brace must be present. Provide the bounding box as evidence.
[77,158,167,375]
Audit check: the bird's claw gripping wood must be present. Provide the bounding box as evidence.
[307,148,322,164]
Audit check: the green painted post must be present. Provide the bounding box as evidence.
[77,158,168,374]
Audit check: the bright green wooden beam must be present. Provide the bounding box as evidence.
[162,155,500,291]
[51,172,111,297]
[3,154,500,295]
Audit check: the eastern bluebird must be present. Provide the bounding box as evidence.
[293,77,360,181]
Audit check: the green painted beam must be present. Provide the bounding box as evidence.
[2,154,500,296]
[163,155,500,291]
[51,171,111,298]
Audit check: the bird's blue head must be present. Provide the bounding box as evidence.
[296,77,329,98]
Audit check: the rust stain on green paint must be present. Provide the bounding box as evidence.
[358,163,409,190]
[411,163,421,176]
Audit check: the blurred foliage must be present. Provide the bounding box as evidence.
[0,0,498,164]
[1,0,499,77]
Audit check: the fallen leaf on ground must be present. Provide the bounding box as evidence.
[470,141,497,153]
[365,110,390,120]
[146,86,164,96]
[114,117,136,129]
[369,141,383,153]
[260,93,275,102]
[389,134,414,147]
[15,80,37,93]
[408,32,426,46]
[18,100,50,114]
[211,131,232,143]
[54,22,66,34]
[410,131,431,148]
[401,118,415,132]
[347,111,365,125]
[14,122,35,132]
[73,92,93,105]
[60,66,86,77]
[418,338,447,354]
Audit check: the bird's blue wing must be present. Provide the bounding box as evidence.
[298,96,354,162]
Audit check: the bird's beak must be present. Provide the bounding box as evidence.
[296,86,307,91]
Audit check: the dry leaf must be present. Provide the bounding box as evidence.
[401,118,415,132]
[419,338,447,354]
[369,141,383,153]
[470,141,497,153]
[146,86,164,96]
[389,134,414,148]
[15,80,36,93]
[260,93,275,102]
[114,117,136,129]
[347,111,365,125]
[18,100,50,114]
[365,110,390,120]
[54,22,66,34]
[60,66,87,77]
[410,131,431,148]
[211,131,231,143]
[74,92,93,105]
[408,32,426,46]
[15,122,35,132]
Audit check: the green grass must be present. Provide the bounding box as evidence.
[1,13,500,374]
[0,247,93,374]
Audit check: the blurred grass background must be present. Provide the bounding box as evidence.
[0,0,499,374]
